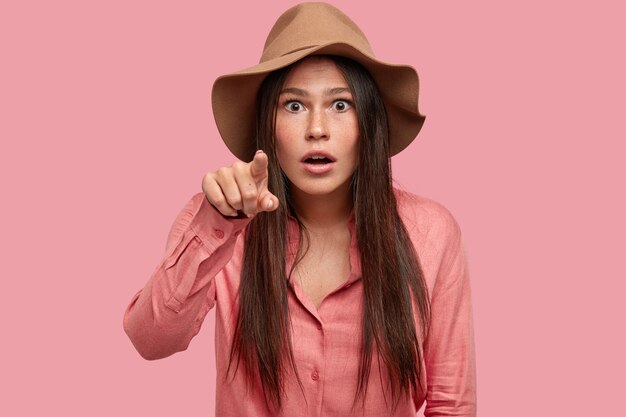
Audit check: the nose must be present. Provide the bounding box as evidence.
[306,109,329,141]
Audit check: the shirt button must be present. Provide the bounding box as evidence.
[311,371,319,381]
[316,325,322,331]
[194,236,201,243]
[345,283,352,288]
[214,229,225,239]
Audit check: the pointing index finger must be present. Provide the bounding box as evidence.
[249,150,268,180]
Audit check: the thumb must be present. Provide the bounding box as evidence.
[249,150,269,181]
[258,189,280,212]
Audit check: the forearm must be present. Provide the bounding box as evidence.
[424,221,477,416]
[122,193,250,359]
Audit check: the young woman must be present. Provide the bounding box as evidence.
[123,3,476,416]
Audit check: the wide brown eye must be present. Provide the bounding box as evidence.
[285,101,302,112]
[332,100,352,112]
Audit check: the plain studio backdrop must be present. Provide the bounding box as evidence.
[1,0,624,415]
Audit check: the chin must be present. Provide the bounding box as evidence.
[290,178,353,198]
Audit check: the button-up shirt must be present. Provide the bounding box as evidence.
[123,188,476,416]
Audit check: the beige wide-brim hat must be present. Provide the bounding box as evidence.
[211,2,426,161]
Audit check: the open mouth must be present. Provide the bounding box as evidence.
[304,156,334,164]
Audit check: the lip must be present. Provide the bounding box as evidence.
[301,150,336,175]
[300,150,337,163]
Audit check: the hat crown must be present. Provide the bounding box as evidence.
[260,2,374,62]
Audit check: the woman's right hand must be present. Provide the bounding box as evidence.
[201,150,279,217]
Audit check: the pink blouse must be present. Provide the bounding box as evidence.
[123,188,476,416]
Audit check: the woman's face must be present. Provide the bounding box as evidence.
[275,56,359,202]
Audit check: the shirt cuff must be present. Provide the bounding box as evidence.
[188,193,251,249]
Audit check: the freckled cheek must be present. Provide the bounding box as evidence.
[338,115,359,146]
[274,140,298,176]
[275,113,304,136]
[275,119,304,161]
[274,143,288,169]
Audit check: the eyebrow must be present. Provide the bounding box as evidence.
[279,87,351,96]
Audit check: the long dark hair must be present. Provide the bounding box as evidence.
[227,55,430,412]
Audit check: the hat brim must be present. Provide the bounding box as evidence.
[211,42,425,161]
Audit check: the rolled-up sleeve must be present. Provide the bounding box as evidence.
[424,218,477,416]
[123,192,250,360]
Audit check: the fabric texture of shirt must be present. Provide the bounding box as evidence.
[123,188,477,416]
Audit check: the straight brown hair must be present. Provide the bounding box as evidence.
[226,55,431,413]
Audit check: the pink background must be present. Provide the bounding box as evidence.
[2,0,624,415]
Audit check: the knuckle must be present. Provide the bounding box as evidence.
[216,167,230,178]
[228,195,242,206]
[241,189,257,201]
[202,172,215,186]
[211,195,226,206]
[232,161,245,170]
